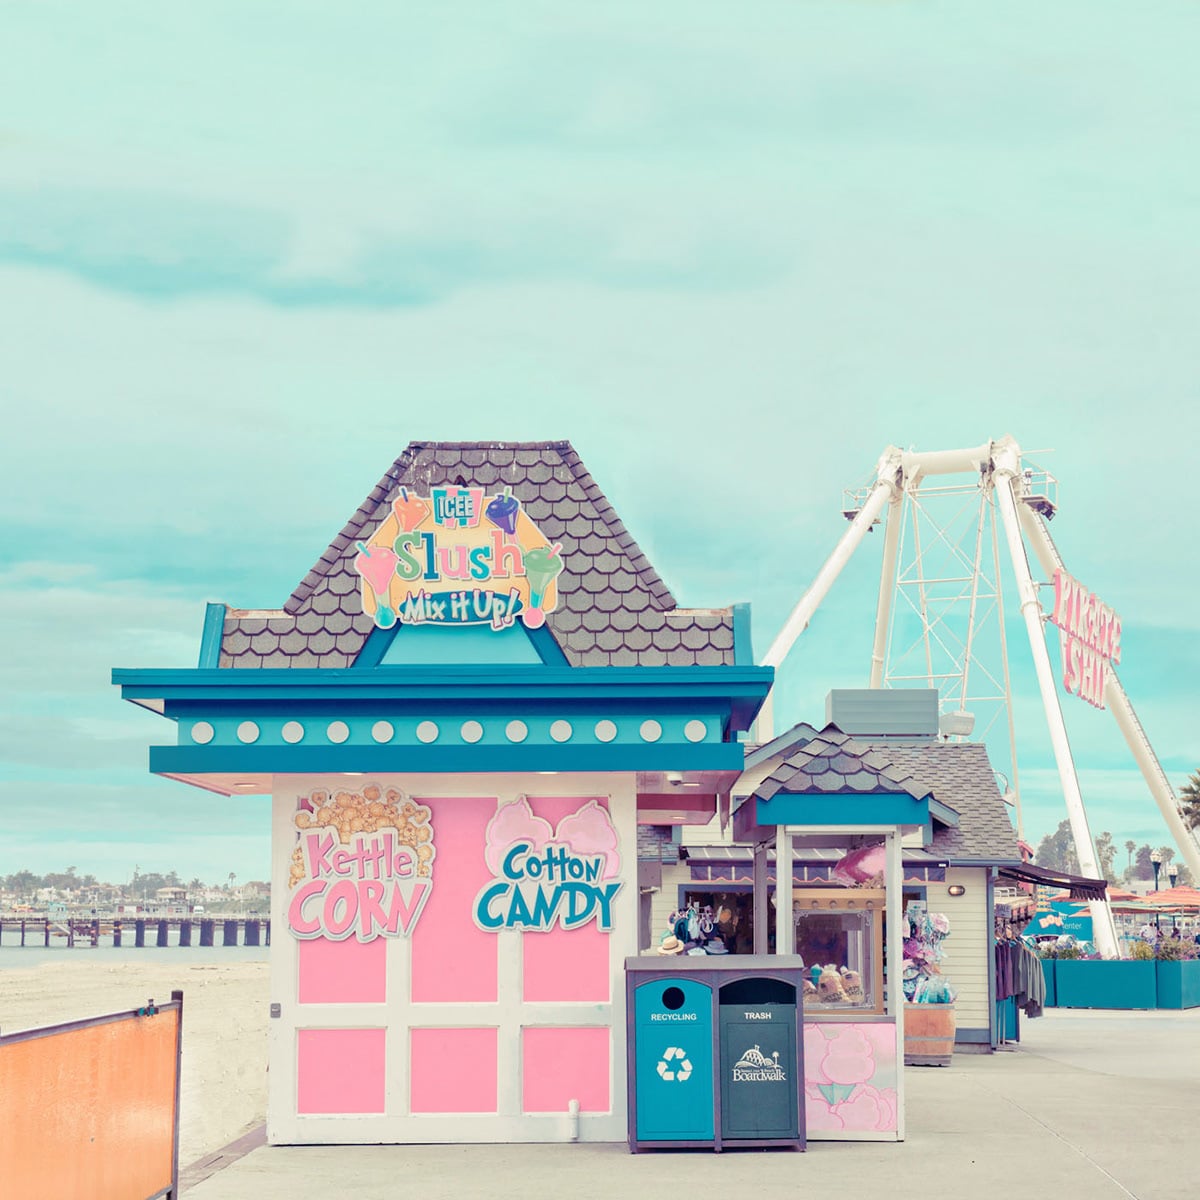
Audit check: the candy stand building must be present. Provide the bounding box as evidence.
[114,441,772,1145]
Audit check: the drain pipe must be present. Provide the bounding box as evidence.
[567,1098,580,1142]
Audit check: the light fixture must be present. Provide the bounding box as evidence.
[947,884,966,897]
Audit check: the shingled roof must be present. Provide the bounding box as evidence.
[755,725,931,801]
[218,441,737,669]
[870,742,1020,862]
[745,724,1019,863]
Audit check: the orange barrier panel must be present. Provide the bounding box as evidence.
[0,991,182,1200]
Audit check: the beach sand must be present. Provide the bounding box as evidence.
[0,958,270,1166]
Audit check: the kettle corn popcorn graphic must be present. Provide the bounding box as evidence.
[289,786,434,884]
[286,785,436,942]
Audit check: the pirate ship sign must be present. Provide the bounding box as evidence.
[352,485,564,631]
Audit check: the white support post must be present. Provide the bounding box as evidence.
[775,829,794,955]
[870,494,904,687]
[757,447,903,740]
[992,495,1024,840]
[959,491,988,709]
[886,830,905,1141]
[753,841,771,955]
[1016,502,1200,883]
[992,443,1120,959]
[909,485,936,688]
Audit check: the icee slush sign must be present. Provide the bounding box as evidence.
[473,798,623,932]
[286,786,435,941]
[1048,568,1122,710]
[352,485,565,632]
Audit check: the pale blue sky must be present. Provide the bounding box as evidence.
[2,2,1198,882]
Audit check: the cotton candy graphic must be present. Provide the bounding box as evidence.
[819,1025,877,1086]
[484,799,553,875]
[554,800,620,879]
[804,1083,846,1132]
[835,1084,896,1132]
[804,1026,833,1083]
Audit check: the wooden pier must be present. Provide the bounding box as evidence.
[0,914,271,949]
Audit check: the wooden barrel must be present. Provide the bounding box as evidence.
[904,1002,956,1066]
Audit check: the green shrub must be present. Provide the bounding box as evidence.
[1129,940,1155,960]
[1154,936,1200,961]
[1037,941,1081,960]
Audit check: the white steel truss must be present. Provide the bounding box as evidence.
[758,436,1199,960]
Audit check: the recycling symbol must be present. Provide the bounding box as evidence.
[656,1046,693,1082]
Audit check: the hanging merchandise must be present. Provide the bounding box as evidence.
[902,906,956,1005]
[665,903,735,955]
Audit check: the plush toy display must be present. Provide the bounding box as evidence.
[839,965,865,1005]
[802,978,817,999]
[816,963,846,1003]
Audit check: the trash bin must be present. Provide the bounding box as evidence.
[632,976,714,1143]
[718,977,799,1142]
[625,957,806,1152]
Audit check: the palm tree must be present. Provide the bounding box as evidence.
[1179,771,1200,830]
[1125,840,1136,874]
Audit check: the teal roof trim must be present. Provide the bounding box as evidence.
[732,603,754,667]
[198,603,226,669]
[150,740,744,777]
[755,789,932,828]
[114,664,774,730]
[929,797,960,827]
[352,618,567,668]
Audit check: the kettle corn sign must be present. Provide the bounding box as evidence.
[352,486,564,631]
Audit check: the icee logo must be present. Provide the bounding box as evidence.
[472,798,623,933]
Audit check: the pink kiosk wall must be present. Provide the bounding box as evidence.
[269,775,639,1145]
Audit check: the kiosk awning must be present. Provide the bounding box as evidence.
[995,863,1108,901]
[683,845,947,885]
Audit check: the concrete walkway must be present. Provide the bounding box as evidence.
[185,1008,1200,1200]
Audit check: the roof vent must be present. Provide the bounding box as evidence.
[825,688,939,740]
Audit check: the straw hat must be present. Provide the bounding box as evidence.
[656,935,684,955]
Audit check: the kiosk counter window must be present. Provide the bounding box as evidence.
[792,889,885,1015]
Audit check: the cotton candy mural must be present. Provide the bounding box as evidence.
[803,1023,898,1135]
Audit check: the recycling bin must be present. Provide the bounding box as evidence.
[625,957,805,1152]
[718,977,799,1141]
[632,976,714,1144]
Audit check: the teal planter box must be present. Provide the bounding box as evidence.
[1155,960,1200,1009]
[1041,959,1057,1007]
[1054,960,1156,1009]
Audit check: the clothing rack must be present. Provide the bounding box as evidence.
[994,933,1046,1048]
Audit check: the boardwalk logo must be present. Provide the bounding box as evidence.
[731,1045,786,1083]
